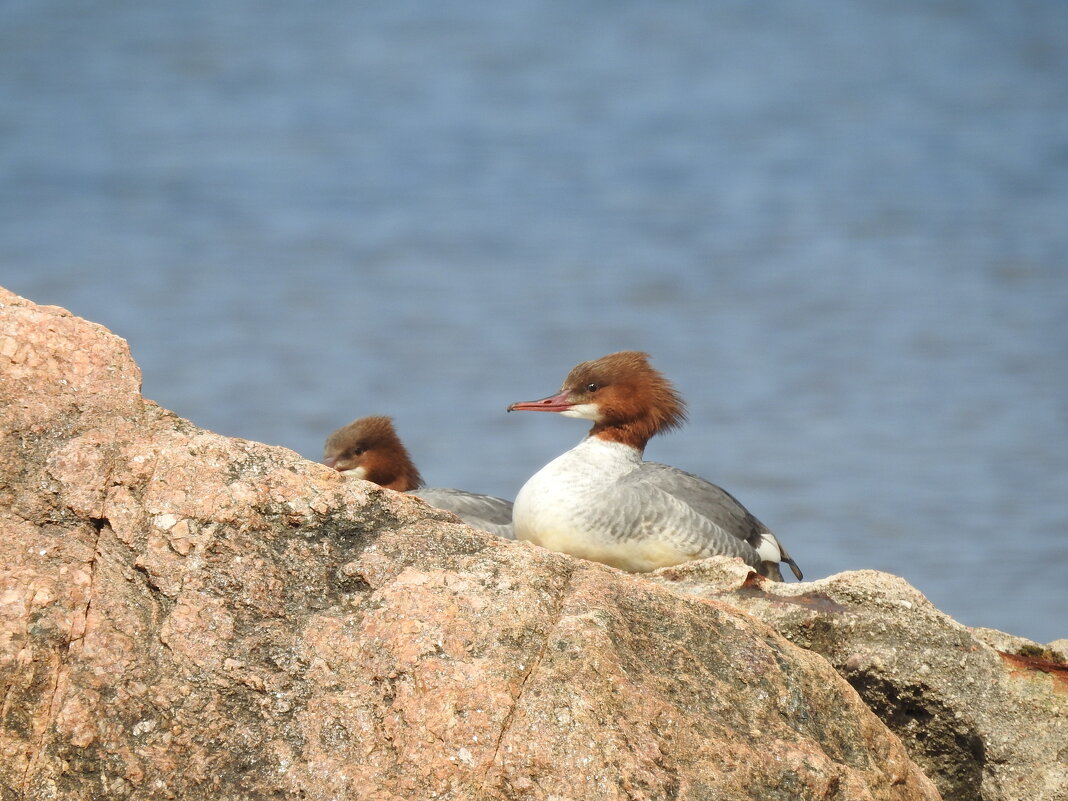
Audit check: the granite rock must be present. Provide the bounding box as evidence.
[653,559,1068,801]
[0,287,943,800]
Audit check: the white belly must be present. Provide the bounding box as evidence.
[528,524,694,572]
[513,438,695,571]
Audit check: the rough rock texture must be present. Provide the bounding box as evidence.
[653,560,1068,801]
[0,289,944,800]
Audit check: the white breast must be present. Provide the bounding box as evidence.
[513,438,696,570]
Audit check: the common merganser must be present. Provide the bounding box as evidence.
[507,351,802,580]
[323,416,514,539]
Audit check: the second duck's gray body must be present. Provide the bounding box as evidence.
[410,487,515,539]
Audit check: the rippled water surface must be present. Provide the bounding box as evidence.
[3,1,1066,641]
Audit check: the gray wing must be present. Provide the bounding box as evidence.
[622,463,802,580]
[582,470,762,571]
[409,488,515,540]
[627,463,768,545]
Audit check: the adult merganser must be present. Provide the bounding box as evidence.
[323,415,514,539]
[507,351,802,580]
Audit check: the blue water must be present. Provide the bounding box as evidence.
[2,1,1066,643]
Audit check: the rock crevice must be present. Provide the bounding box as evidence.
[481,562,577,790]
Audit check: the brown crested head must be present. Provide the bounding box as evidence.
[322,415,423,491]
[562,351,686,449]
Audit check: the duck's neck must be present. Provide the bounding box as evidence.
[367,448,423,491]
[587,421,653,453]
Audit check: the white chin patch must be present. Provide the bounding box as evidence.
[340,466,368,479]
[560,403,601,421]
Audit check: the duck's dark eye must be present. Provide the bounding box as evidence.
[349,447,365,458]
[586,383,599,392]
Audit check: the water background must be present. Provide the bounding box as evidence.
[3,1,1066,642]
